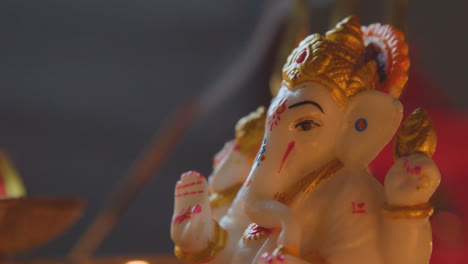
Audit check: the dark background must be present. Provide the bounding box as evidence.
[0,0,466,259]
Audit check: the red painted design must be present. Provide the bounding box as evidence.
[233,145,240,151]
[267,98,287,131]
[276,254,286,262]
[276,101,287,114]
[176,181,203,190]
[260,252,275,264]
[175,190,204,198]
[260,155,266,161]
[192,204,202,214]
[277,141,295,173]
[352,202,366,214]
[172,204,203,225]
[296,49,308,64]
[404,159,422,175]
[259,252,285,263]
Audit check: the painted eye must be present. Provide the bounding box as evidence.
[294,120,320,131]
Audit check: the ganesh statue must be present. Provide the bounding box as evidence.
[170,16,440,264]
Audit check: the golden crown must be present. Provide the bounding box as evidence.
[235,106,266,160]
[281,16,409,108]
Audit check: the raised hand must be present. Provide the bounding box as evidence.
[171,171,214,252]
[384,153,441,206]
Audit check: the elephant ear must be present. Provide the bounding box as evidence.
[336,90,403,167]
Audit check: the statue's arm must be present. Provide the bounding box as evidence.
[171,171,228,264]
[380,153,440,264]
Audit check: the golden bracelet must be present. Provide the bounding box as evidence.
[174,220,228,264]
[380,203,434,219]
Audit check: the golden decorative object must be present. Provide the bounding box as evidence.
[0,152,26,199]
[380,203,434,219]
[0,197,84,255]
[282,16,377,108]
[174,220,228,264]
[209,182,243,210]
[235,106,266,162]
[274,159,344,206]
[242,223,271,241]
[393,108,437,160]
[280,16,409,107]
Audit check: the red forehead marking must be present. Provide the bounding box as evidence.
[267,98,288,131]
[277,141,295,174]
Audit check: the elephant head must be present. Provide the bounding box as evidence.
[240,16,408,250]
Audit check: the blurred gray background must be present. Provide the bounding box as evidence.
[0,0,466,259]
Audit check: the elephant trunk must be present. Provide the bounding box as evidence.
[241,160,301,251]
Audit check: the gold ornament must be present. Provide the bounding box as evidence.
[274,159,344,206]
[209,182,243,210]
[282,16,377,108]
[380,203,434,219]
[393,108,437,160]
[280,16,409,108]
[235,106,266,162]
[174,220,228,264]
[242,223,271,241]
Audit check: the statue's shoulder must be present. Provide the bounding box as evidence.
[329,168,385,212]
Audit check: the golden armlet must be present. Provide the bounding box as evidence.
[380,203,434,219]
[174,220,228,264]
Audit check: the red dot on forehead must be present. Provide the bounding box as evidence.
[358,120,365,129]
[296,49,308,64]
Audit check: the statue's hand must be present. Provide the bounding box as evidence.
[170,171,214,252]
[257,251,310,264]
[384,153,441,205]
